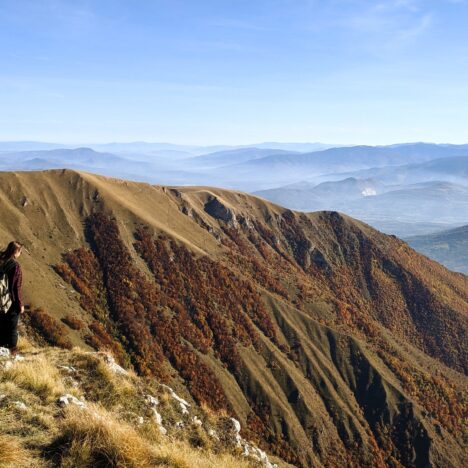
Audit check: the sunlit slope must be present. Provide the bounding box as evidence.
[0,169,466,467]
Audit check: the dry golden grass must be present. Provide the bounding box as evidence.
[16,336,38,354]
[52,404,255,468]
[52,404,158,468]
[1,355,66,401]
[68,350,137,408]
[0,346,265,468]
[0,434,35,467]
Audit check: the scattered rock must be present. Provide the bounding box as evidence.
[220,417,277,468]
[160,384,190,414]
[14,401,27,411]
[192,416,203,426]
[58,394,86,409]
[229,417,241,434]
[101,353,128,375]
[150,407,167,434]
[152,409,162,425]
[58,365,77,373]
[208,429,219,440]
[144,394,159,407]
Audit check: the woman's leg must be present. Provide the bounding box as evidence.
[6,310,19,354]
[0,312,8,348]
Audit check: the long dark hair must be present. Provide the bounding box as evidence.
[0,241,23,264]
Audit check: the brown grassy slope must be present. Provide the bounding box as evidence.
[0,169,467,467]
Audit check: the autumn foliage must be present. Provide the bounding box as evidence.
[29,308,73,349]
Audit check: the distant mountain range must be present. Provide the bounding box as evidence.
[322,156,468,185]
[0,140,338,156]
[183,148,299,169]
[220,144,468,189]
[1,141,467,237]
[406,225,468,274]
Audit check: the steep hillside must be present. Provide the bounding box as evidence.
[0,169,466,467]
[0,341,282,467]
[406,225,468,274]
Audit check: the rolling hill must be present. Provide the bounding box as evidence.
[201,144,468,191]
[227,143,468,173]
[406,225,468,274]
[184,148,299,169]
[0,169,466,467]
[324,156,468,186]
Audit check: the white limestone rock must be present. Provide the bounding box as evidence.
[101,353,128,375]
[58,394,86,409]
[192,416,203,426]
[144,394,160,407]
[14,401,27,411]
[58,365,77,373]
[160,384,190,414]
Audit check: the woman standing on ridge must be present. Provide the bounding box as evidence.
[0,241,24,357]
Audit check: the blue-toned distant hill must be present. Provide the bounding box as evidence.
[406,225,468,274]
[228,142,468,171]
[211,143,468,190]
[323,156,468,185]
[184,147,299,169]
[0,147,158,181]
[0,140,339,157]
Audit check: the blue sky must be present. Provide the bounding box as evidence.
[0,0,467,145]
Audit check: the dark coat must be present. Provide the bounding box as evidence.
[3,260,23,313]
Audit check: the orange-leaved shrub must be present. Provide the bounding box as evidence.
[29,308,73,349]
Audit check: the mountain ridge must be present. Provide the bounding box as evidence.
[0,168,466,467]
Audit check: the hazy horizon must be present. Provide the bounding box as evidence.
[1,139,468,147]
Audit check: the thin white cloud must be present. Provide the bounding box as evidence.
[336,0,433,47]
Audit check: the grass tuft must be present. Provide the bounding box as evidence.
[1,355,66,401]
[50,404,160,468]
[0,434,35,467]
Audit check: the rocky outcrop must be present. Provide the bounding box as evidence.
[204,196,235,222]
